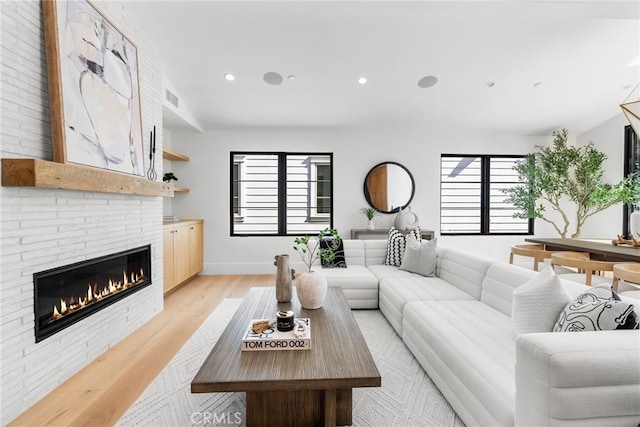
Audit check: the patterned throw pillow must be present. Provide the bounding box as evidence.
[384,226,422,267]
[319,238,347,268]
[553,285,639,332]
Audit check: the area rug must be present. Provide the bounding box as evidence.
[117,299,464,427]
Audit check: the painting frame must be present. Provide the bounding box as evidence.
[42,0,145,177]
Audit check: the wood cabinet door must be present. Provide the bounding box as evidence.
[188,222,204,276]
[163,227,175,293]
[173,225,190,285]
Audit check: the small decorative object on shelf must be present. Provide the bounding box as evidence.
[273,254,294,303]
[612,234,640,247]
[242,318,311,351]
[361,207,379,230]
[163,172,178,182]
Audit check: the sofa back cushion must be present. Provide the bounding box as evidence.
[481,263,539,316]
[363,240,388,266]
[437,246,494,300]
[341,239,366,266]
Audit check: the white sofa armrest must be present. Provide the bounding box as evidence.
[515,330,640,427]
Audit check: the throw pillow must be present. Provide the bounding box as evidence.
[399,235,437,277]
[384,226,422,267]
[319,238,347,268]
[553,285,639,332]
[511,266,572,335]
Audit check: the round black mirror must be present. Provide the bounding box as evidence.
[363,162,415,214]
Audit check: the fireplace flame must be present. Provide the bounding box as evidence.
[48,268,147,324]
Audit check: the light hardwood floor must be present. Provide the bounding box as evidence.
[10,274,275,427]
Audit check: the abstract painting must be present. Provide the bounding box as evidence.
[43,0,145,176]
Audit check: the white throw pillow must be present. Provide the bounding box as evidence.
[511,266,572,335]
[399,235,437,277]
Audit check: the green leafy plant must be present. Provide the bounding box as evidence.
[361,207,379,220]
[503,129,640,238]
[293,228,341,272]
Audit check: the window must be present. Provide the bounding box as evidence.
[230,152,333,236]
[440,154,532,235]
[232,156,244,219]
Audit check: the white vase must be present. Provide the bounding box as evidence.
[295,271,327,309]
[366,219,375,230]
[394,206,420,230]
[630,211,640,236]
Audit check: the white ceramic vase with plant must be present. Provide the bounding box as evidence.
[361,207,379,230]
[292,228,339,309]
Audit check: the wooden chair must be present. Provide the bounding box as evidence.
[550,251,616,286]
[612,263,640,292]
[509,244,553,271]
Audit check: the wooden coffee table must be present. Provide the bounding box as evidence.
[191,286,381,426]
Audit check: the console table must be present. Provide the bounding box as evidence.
[351,228,435,240]
[525,237,640,263]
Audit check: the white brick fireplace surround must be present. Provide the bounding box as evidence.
[0,1,164,423]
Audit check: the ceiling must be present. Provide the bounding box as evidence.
[127,1,640,135]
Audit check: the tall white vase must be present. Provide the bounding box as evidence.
[295,271,327,309]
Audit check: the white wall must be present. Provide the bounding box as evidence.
[168,128,549,273]
[0,1,164,423]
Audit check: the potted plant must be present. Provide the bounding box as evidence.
[292,228,340,308]
[503,129,640,238]
[361,207,379,230]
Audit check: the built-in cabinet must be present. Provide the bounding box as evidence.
[163,219,204,294]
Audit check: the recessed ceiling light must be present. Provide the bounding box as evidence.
[417,76,438,88]
[358,77,367,85]
[485,81,495,88]
[263,72,283,85]
[288,75,296,81]
[224,73,235,81]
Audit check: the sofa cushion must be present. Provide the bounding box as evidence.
[481,262,540,316]
[403,300,516,427]
[399,236,437,277]
[379,276,475,335]
[511,266,572,335]
[340,239,366,266]
[554,285,639,332]
[317,265,378,309]
[362,239,388,266]
[438,247,493,299]
[367,264,414,283]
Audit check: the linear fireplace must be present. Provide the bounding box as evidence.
[33,245,152,342]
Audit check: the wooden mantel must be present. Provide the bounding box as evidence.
[1,158,173,197]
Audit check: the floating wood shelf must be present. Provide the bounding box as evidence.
[174,186,190,193]
[2,158,174,197]
[162,148,189,161]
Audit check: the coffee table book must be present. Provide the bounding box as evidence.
[241,318,311,351]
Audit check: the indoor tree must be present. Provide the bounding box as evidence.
[503,129,640,238]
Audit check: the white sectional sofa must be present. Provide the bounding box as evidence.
[316,239,640,427]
